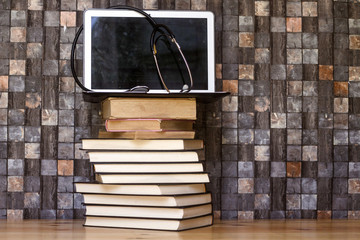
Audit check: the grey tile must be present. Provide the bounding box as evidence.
[238,129,254,144]
[349,162,360,178]
[271,65,286,80]
[334,162,348,178]
[41,160,57,176]
[238,162,254,178]
[254,129,270,145]
[301,194,317,210]
[302,33,318,49]
[287,145,301,161]
[238,81,254,96]
[222,162,237,178]
[8,159,24,176]
[287,178,301,194]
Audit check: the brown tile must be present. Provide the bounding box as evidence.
[9,60,26,75]
[223,80,238,94]
[239,32,254,48]
[350,35,360,50]
[319,65,334,80]
[7,210,23,220]
[0,76,8,91]
[349,67,360,81]
[334,82,348,97]
[10,27,26,42]
[60,12,76,27]
[334,98,349,113]
[286,162,301,178]
[25,93,41,108]
[317,211,331,219]
[302,2,318,17]
[8,176,23,192]
[216,64,222,79]
[286,18,302,32]
[239,65,254,80]
[58,160,74,176]
[255,1,270,16]
[288,81,302,96]
[349,179,360,194]
[238,211,254,220]
[238,178,254,193]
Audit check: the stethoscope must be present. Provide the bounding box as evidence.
[70,5,193,93]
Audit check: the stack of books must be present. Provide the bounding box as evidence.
[75,97,213,231]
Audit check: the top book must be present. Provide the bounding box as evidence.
[101,97,197,120]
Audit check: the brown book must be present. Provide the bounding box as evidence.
[98,130,195,139]
[75,183,206,195]
[82,139,203,150]
[84,214,213,231]
[105,119,194,132]
[101,97,196,120]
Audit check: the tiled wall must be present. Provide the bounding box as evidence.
[0,0,359,220]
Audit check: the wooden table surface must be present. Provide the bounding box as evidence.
[0,219,360,240]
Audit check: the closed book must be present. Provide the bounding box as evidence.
[105,119,194,132]
[101,97,196,120]
[82,139,203,150]
[84,214,213,231]
[84,204,212,219]
[82,193,212,207]
[75,183,206,195]
[95,173,210,184]
[88,151,199,163]
[98,130,195,139]
[93,162,204,173]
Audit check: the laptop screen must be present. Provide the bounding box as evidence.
[83,10,215,93]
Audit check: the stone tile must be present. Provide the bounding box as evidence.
[9,59,25,75]
[7,210,23,220]
[319,65,334,81]
[25,93,41,109]
[24,192,40,208]
[8,126,24,141]
[271,162,286,177]
[57,193,73,209]
[0,126,6,141]
[238,64,254,80]
[349,179,360,194]
[238,112,254,129]
[10,27,26,42]
[0,76,8,91]
[302,49,318,64]
[222,96,238,112]
[287,97,302,112]
[287,33,302,49]
[254,129,270,145]
[60,11,76,27]
[287,129,302,145]
[25,143,40,159]
[222,128,237,144]
[238,178,254,193]
[302,33,318,49]
[303,97,318,112]
[287,49,302,64]
[222,112,237,129]
[11,10,26,26]
[7,176,23,192]
[28,0,43,10]
[303,81,318,97]
[42,109,58,125]
[287,81,302,96]
[254,194,270,210]
[334,130,349,145]
[255,1,270,16]
[238,32,254,48]
[348,211,360,220]
[58,143,74,159]
[286,194,301,211]
[349,67,360,81]
[301,194,317,210]
[238,211,254,220]
[350,35,360,50]
[255,96,270,112]
[270,65,286,80]
[287,145,300,161]
[238,16,254,32]
[9,76,25,92]
[287,113,302,129]
[302,146,317,161]
[334,98,348,113]
[349,19,360,35]
[286,2,301,17]
[59,110,74,126]
[24,126,41,143]
[222,80,238,94]
[350,130,360,144]
[319,113,333,128]
[287,162,301,178]
[271,17,285,32]
[254,146,270,161]
[254,48,270,63]
[334,82,348,97]
[58,176,74,192]
[286,17,302,32]
[44,11,59,26]
[271,113,286,128]
[238,129,254,144]
[302,2,317,17]
[349,162,360,178]
[238,81,254,96]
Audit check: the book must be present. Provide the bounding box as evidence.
[84,204,212,219]
[101,97,196,120]
[95,173,210,184]
[87,151,199,163]
[84,214,213,231]
[93,162,204,173]
[82,193,212,207]
[105,119,194,132]
[75,183,206,195]
[82,139,203,150]
[98,130,195,139]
